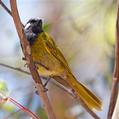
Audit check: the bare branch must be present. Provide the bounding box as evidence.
[107,5,119,119]
[111,92,119,119]
[9,0,56,119]
[0,63,30,75]
[0,97,41,119]
[0,1,24,27]
[0,1,12,16]
[78,97,100,119]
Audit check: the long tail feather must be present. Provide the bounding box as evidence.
[68,74,102,110]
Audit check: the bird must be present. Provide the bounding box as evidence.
[24,18,102,111]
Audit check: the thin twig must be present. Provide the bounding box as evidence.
[8,97,41,119]
[107,4,119,119]
[9,0,56,119]
[0,1,24,27]
[0,97,41,119]
[111,91,119,119]
[78,97,100,119]
[9,97,41,119]
[0,63,30,75]
[0,1,12,16]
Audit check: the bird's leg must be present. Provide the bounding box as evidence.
[72,89,78,99]
[43,77,51,87]
[22,57,29,67]
[22,57,26,61]
[43,77,51,92]
[35,77,51,93]
[24,61,29,68]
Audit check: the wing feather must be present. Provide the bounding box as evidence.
[41,32,69,68]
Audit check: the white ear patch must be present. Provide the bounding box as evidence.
[25,23,31,29]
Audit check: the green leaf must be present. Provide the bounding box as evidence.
[0,81,9,98]
[43,23,51,32]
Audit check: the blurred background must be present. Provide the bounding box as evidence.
[0,0,116,119]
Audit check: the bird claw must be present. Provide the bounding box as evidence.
[24,63,29,68]
[43,77,51,87]
[72,89,78,99]
[22,57,26,61]
[22,57,29,67]
[43,88,48,92]
[35,87,48,95]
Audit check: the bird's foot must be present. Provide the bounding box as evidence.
[43,77,51,87]
[35,87,48,94]
[43,88,48,92]
[22,57,29,68]
[22,57,26,61]
[24,63,29,68]
[72,89,78,99]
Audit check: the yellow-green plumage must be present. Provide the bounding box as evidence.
[31,32,102,110]
[31,33,66,77]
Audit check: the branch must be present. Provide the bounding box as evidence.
[107,5,119,119]
[111,92,119,119]
[9,0,56,119]
[0,1,24,27]
[0,97,40,119]
[0,63,30,75]
[0,1,12,16]
[78,98,100,119]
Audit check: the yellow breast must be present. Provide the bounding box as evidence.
[31,33,64,77]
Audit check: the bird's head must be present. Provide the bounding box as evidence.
[25,19,43,34]
[24,19,43,45]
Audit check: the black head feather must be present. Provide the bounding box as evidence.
[25,19,43,34]
[25,18,43,45]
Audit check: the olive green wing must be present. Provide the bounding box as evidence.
[41,32,72,88]
[42,32,69,67]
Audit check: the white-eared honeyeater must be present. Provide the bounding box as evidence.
[25,19,102,110]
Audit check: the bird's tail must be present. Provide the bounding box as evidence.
[68,74,102,110]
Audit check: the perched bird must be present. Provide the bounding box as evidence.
[25,19,102,110]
